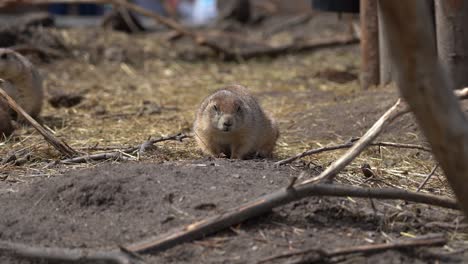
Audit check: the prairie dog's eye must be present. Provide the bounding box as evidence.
[213,105,219,112]
[237,106,242,113]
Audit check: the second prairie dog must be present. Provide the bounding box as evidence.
[0,48,43,136]
[193,84,279,159]
[0,48,43,119]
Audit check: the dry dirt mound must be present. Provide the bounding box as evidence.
[0,159,465,263]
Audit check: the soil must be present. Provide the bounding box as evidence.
[0,160,465,264]
[0,10,467,264]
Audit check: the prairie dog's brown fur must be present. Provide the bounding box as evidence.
[193,84,279,159]
[0,48,43,137]
[0,106,13,137]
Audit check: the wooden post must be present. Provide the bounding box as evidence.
[435,0,468,90]
[379,0,468,216]
[360,0,379,89]
[377,0,393,85]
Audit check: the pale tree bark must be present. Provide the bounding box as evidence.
[360,0,379,89]
[377,1,393,85]
[379,0,435,86]
[379,0,468,216]
[436,0,468,90]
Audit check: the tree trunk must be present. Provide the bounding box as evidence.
[379,0,468,216]
[436,0,468,90]
[377,1,393,85]
[360,0,379,89]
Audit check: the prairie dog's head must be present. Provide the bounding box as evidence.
[0,49,24,80]
[202,91,247,133]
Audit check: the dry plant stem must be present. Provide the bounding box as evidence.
[126,183,457,254]
[60,152,130,164]
[58,133,190,164]
[258,235,446,263]
[379,1,468,216]
[300,99,407,184]
[0,87,77,158]
[0,241,140,264]
[417,165,439,192]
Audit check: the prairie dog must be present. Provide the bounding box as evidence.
[193,84,279,159]
[0,48,43,137]
[0,48,43,119]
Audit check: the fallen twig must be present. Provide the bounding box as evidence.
[258,235,446,264]
[0,85,77,158]
[0,240,141,264]
[417,165,439,192]
[275,141,354,166]
[232,35,359,60]
[276,139,431,166]
[57,132,190,164]
[125,183,457,254]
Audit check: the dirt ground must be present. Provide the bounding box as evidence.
[1,11,467,263]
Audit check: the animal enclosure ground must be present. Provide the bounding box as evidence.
[1,12,467,263]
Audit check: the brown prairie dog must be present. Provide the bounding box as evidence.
[193,84,279,159]
[0,48,44,137]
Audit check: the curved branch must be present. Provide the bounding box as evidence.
[0,241,140,264]
[275,140,430,166]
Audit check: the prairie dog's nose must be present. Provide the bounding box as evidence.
[221,116,233,131]
[223,120,233,127]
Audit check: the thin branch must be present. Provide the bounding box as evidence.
[417,165,439,192]
[258,235,446,264]
[275,139,431,166]
[125,183,457,254]
[374,141,431,152]
[0,85,78,158]
[300,99,408,184]
[57,133,190,164]
[0,240,141,264]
